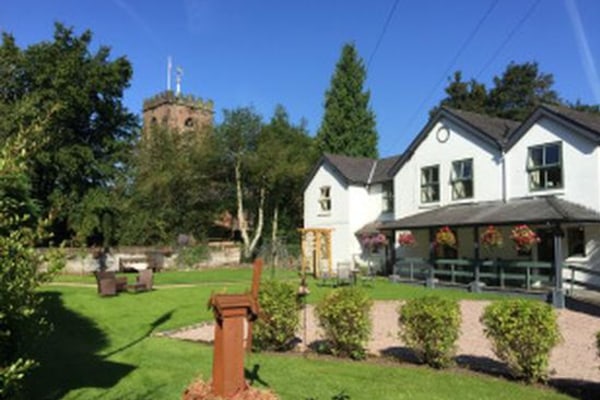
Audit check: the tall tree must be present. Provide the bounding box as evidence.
[216,107,265,260]
[430,71,487,117]
[433,61,564,121]
[0,23,137,243]
[316,43,378,158]
[256,105,317,253]
[118,124,223,245]
[488,61,560,121]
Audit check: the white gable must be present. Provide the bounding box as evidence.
[394,118,503,218]
[505,115,600,210]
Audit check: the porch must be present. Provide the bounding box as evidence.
[378,196,600,308]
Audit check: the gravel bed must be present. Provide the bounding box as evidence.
[166,300,600,384]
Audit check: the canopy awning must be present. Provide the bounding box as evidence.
[379,196,600,231]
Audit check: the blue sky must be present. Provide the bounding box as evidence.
[1,0,599,157]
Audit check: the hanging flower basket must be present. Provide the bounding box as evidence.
[435,226,456,248]
[397,232,417,247]
[480,225,503,250]
[361,232,388,253]
[509,224,540,252]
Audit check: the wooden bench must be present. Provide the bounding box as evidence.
[118,256,148,273]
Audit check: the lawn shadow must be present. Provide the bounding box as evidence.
[549,378,600,400]
[244,364,270,387]
[379,346,423,364]
[26,291,135,400]
[102,310,174,358]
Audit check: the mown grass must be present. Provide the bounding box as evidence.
[29,268,574,399]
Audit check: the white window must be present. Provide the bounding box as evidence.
[421,165,439,203]
[451,159,473,200]
[528,142,562,190]
[382,182,394,213]
[319,186,331,212]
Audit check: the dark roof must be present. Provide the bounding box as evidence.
[506,104,600,149]
[323,153,375,184]
[371,155,403,183]
[389,107,519,175]
[379,197,600,230]
[444,107,520,142]
[541,104,600,137]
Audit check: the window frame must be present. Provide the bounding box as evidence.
[451,158,474,200]
[318,186,332,213]
[381,181,394,213]
[420,165,440,204]
[527,142,563,191]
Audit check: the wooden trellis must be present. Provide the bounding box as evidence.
[298,228,333,278]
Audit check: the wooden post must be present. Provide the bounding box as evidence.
[245,259,263,352]
[551,225,565,308]
[471,226,482,293]
[210,259,262,398]
[427,227,436,288]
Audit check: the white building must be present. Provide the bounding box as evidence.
[303,105,600,303]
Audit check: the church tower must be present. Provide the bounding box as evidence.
[142,90,214,134]
[142,59,214,135]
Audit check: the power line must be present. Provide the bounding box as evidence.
[367,0,401,71]
[476,0,542,78]
[400,0,499,136]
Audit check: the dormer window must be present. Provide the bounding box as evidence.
[382,182,394,213]
[451,158,473,199]
[421,165,439,203]
[528,142,562,190]
[319,186,331,212]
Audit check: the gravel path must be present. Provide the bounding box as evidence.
[166,300,600,384]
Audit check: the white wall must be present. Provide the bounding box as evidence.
[304,163,373,270]
[506,116,600,210]
[394,118,503,218]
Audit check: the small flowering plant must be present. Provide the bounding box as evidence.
[480,225,503,249]
[397,232,417,247]
[435,226,456,248]
[510,224,540,252]
[361,232,388,253]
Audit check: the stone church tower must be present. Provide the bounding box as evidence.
[142,90,214,135]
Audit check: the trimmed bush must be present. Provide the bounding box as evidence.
[481,299,561,383]
[253,280,300,351]
[315,287,373,360]
[398,296,461,368]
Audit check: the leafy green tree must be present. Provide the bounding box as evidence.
[430,71,487,117]
[0,23,137,244]
[215,107,265,260]
[257,105,317,252]
[488,61,560,121]
[119,124,223,245]
[433,61,566,121]
[0,121,64,399]
[316,43,378,158]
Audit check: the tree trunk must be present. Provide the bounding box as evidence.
[247,186,265,259]
[271,205,279,266]
[235,161,251,259]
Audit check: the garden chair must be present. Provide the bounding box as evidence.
[132,269,154,292]
[95,271,127,296]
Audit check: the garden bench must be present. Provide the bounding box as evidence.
[118,256,148,272]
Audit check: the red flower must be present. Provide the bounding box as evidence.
[397,232,417,247]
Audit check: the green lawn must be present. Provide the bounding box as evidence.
[27,269,573,399]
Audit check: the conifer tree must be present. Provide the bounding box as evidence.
[316,43,378,158]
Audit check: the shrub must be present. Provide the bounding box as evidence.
[481,299,561,383]
[315,287,373,360]
[177,244,210,268]
[398,296,461,368]
[253,280,300,351]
